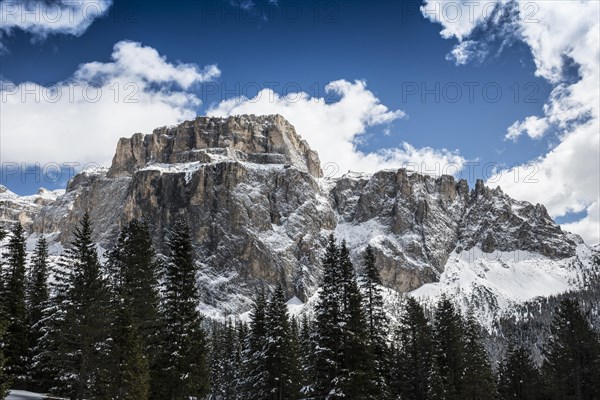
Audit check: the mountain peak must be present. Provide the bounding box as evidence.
[107,114,322,178]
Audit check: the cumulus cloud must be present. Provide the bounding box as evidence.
[446,40,482,65]
[505,115,549,141]
[423,0,600,244]
[1,40,220,166]
[207,79,465,176]
[562,202,600,246]
[421,0,510,41]
[0,0,112,50]
[74,41,221,89]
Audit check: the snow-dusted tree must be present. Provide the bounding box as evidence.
[26,236,50,391]
[210,319,242,399]
[359,244,390,397]
[0,229,6,395]
[542,298,600,399]
[427,360,448,400]
[106,219,160,399]
[312,234,343,398]
[497,342,541,400]
[0,309,9,397]
[337,241,376,399]
[461,313,498,399]
[106,219,160,344]
[47,213,113,399]
[393,296,433,400]
[111,306,151,399]
[263,286,301,400]
[240,290,270,399]
[298,314,315,396]
[154,217,209,400]
[431,296,466,400]
[1,223,29,387]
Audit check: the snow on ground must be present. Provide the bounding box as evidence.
[0,186,63,207]
[7,390,56,400]
[236,295,309,323]
[252,243,595,334]
[412,247,578,303]
[410,245,590,330]
[286,296,305,316]
[140,162,204,183]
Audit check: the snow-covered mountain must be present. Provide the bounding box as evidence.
[1,114,597,326]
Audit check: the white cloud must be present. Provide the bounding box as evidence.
[421,0,509,41]
[422,0,600,244]
[0,40,220,166]
[562,202,600,246]
[74,41,221,89]
[207,79,465,176]
[505,115,549,141]
[0,0,112,49]
[447,40,478,65]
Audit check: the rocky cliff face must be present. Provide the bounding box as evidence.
[108,114,322,178]
[1,114,590,316]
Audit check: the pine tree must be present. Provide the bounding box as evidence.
[106,219,160,342]
[154,217,209,400]
[427,360,448,400]
[236,321,248,394]
[263,286,301,400]
[1,223,29,387]
[240,290,269,400]
[497,343,541,400]
[288,317,303,398]
[0,227,6,296]
[337,241,376,399]
[312,234,343,398]
[542,298,600,400]
[210,319,241,400]
[432,296,465,400]
[26,236,50,391]
[33,245,72,394]
[0,312,9,398]
[106,219,161,398]
[359,244,390,397]
[461,313,497,399]
[111,306,151,399]
[0,228,7,397]
[393,296,433,400]
[46,213,113,399]
[209,321,224,399]
[298,314,315,397]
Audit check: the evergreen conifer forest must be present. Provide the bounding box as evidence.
[1,219,598,399]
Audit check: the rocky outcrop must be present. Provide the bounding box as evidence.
[108,114,322,178]
[460,181,575,258]
[329,170,576,292]
[0,186,64,231]
[1,115,582,313]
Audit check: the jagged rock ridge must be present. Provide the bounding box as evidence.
[0,114,592,317]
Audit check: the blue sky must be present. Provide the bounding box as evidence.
[0,0,598,243]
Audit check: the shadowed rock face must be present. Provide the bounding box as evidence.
[1,114,578,311]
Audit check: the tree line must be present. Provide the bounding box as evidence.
[0,218,599,399]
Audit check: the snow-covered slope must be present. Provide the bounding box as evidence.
[0,114,597,332]
[412,239,598,331]
[0,185,64,228]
